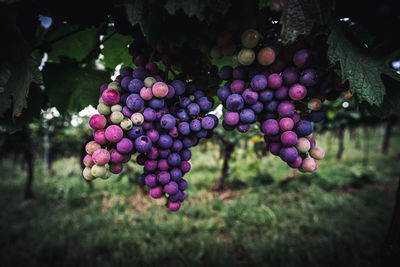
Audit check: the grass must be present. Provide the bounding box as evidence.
[0,127,399,267]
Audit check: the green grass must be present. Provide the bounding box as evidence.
[0,128,399,267]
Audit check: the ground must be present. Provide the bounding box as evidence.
[0,128,399,267]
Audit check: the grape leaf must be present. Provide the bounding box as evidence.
[116,0,146,25]
[279,0,326,44]
[43,61,112,114]
[101,30,133,68]
[327,25,400,106]
[44,24,101,63]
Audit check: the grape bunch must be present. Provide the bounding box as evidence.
[216,29,349,172]
[82,57,218,211]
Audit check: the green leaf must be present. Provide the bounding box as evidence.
[327,24,400,106]
[116,0,146,25]
[43,62,112,114]
[101,30,133,69]
[279,0,326,44]
[44,24,100,63]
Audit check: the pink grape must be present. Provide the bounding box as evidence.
[83,154,94,167]
[289,84,307,100]
[94,129,107,145]
[168,201,181,212]
[279,117,294,131]
[140,87,153,100]
[102,89,120,105]
[150,186,163,198]
[152,82,169,98]
[310,146,325,160]
[105,125,123,143]
[301,157,318,172]
[92,149,110,165]
[85,141,101,155]
[89,114,107,130]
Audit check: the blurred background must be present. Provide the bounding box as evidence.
[1,0,400,266]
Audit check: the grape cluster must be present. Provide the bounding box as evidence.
[82,57,217,211]
[217,29,348,172]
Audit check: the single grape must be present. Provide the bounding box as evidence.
[295,120,313,137]
[102,89,120,105]
[97,102,111,115]
[89,114,107,130]
[310,146,325,160]
[293,49,312,68]
[105,125,124,143]
[267,73,283,89]
[261,119,279,135]
[277,101,295,117]
[224,111,240,126]
[241,29,260,48]
[257,47,275,66]
[128,79,144,93]
[83,154,94,167]
[134,135,152,153]
[110,111,124,124]
[281,131,298,146]
[279,147,298,163]
[242,88,259,105]
[238,48,256,66]
[91,164,107,178]
[289,84,307,100]
[295,137,311,153]
[140,87,153,100]
[116,138,134,154]
[226,94,244,111]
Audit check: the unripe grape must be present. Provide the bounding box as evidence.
[130,112,144,125]
[308,98,322,110]
[100,170,112,180]
[295,137,311,153]
[210,46,223,60]
[89,114,107,130]
[144,77,157,88]
[91,164,107,178]
[241,29,260,48]
[120,118,133,131]
[97,103,111,115]
[257,47,275,66]
[83,154,94,167]
[85,141,101,155]
[110,111,124,124]
[111,104,122,112]
[108,82,121,91]
[83,167,95,180]
[221,44,236,56]
[238,48,255,66]
[302,157,318,172]
[310,146,325,160]
[102,89,120,105]
[140,87,153,101]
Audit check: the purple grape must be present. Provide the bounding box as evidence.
[279,147,298,163]
[145,62,159,75]
[157,171,171,184]
[237,123,250,133]
[190,119,201,131]
[166,85,175,99]
[149,98,165,109]
[239,108,255,123]
[222,120,235,131]
[128,79,144,93]
[168,153,181,167]
[180,97,191,108]
[143,108,156,121]
[147,146,159,160]
[251,75,268,91]
[122,106,133,117]
[187,103,200,116]
[295,120,314,136]
[120,66,133,77]
[145,174,158,188]
[293,49,311,68]
[259,90,274,102]
[230,80,246,94]
[150,186,163,198]
[261,119,279,135]
[186,82,197,94]
[144,160,157,172]
[281,131,298,146]
[182,137,194,148]
[226,94,244,111]
[277,101,295,117]
[158,134,173,149]
[134,135,152,153]
[217,86,230,103]
[121,76,132,90]
[171,80,186,96]
[158,159,169,170]
[251,102,264,113]
[170,168,183,181]
[279,117,294,131]
[309,110,325,122]
[282,67,299,86]
[127,126,143,140]
[116,138,133,154]
[196,130,208,138]
[289,84,307,100]
[180,161,191,174]
[288,156,302,168]
[169,201,181,212]
[142,121,153,130]
[178,179,188,190]
[275,86,289,100]
[172,139,183,152]
[193,90,205,100]
[160,114,176,130]
[299,68,318,86]
[267,74,283,89]
[219,66,233,80]
[264,100,278,112]
[197,97,214,113]
[169,190,183,201]
[232,67,247,80]
[165,181,179,195]
[201,116,215,130]
[89,114,107,130]
[180,149,192,161]
[178,122,190,135]
[269,142,281,156]
[105,125,123,143]
[242,88,259,105]
[132,67,148,80]
[224,111,240,126]
[110,150,123,163]
[126,94,144,111]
